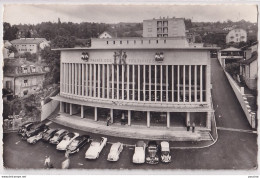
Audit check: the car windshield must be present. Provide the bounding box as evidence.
[148,147,157,151]
[91,142,100,147]
[63,135,70,140]
[54,132,60,137]
[161,151,169,155]
[70,140,79,146]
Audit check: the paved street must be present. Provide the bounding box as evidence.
[3,58,257,170]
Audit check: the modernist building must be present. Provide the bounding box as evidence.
[53,36,217,131]
[143,17,186,38]
[11,38,49,54]
[226,29,247,44]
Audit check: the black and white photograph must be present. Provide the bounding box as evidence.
[1,1,259,174]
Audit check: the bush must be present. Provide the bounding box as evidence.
[225,63,240,76]
[20,52,37,62]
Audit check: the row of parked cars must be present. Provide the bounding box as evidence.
[18,122,171,164]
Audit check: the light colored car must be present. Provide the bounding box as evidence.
[160,141,171,163]
[85,137,107,159]
[49,129,68,144]
[133,141,146,164]
[107,142,123,161]
[27,132,43,144]
[56,132,79,151]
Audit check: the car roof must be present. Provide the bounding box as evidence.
[161,141,170,149]
[148,141,158,146]
[136,141,145,147]
[111,142,121,149]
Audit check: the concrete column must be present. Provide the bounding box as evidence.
[138,65,140,101]
[117,65,119,100]
[172,65,174,102]
[107,64,110,99]
[127,65,130,100]
[81,105,84,118]
[183,65,186,102]
[128,110,131,126]
[194,66,197,102]
[177,65,180,102]
[155,66,157,101]
[160,65,163,102]
[166,65,168,102]
[70,103,73,116]
[167,112,170,128]
[200,65,203,102]
[206,112,211,130]
[189,65,191,102]
[132,65,135,100]
[147,111,150,128]
[60,101,64,113]
[149,65,151,101]
[110,109,114,123]
[94,107,98,121]
[186,112,190,126]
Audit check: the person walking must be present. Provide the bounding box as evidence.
[192,122,196,133]
[107,114,111,126]
[44,156,52,169]
[187,120,190,131]
[62,154,70,169]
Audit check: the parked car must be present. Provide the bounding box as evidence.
[160,141,171,163]
[133,140,146,164]
[146,141,159,164]
[42,128,58,142]
[27,132,44,144]
[56,132,79,151]
[23,123,48,140]
[66,135,91,154]
[49,129,68,144]
[85,137,107,159]
[107,142,124,162]
[18,122,34,135]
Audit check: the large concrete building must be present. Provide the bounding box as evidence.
[53,36,217,136]
[143,17,186,38]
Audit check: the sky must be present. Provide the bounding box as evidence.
[3,4,258,25]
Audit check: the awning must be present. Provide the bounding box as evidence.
[52,94,213,112]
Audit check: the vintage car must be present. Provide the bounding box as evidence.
[146,141,159,164]
[107,142,124,162]
[133,140,146,164]
[56,132,79,151]
[27,132,44,144]
[85,137,107,159]
[42,128,58,142]
[66,135,91,154]
[23,123,48,140]
[49,129,68,144]
[160,141,171,163]
[18,122,34,135]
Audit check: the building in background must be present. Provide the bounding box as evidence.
[10,38,49,54]
[3,40,15,58]
[226,29,247,44]
[143,17,186,38]
[218,47,244,68]
[3,58,46,98]
[239,51,258,90]
[98,31,114,39]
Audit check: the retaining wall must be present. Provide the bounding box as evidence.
[41,99,59,121]
[224,71,257,129]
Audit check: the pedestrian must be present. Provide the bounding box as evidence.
[61,157,70,169]
[107,114,111,126]
[187,120,190,131]
[44,156,52,169]
[192,122,195,133]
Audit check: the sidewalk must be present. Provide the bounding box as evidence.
[50,113,213,142]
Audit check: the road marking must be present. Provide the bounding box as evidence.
[15,141,20,145]
[45,121,53,126]
[217,127,257,134]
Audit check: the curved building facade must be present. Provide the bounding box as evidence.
[53,37,216,131]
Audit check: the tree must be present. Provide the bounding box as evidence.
[51,36,76,48]
[3,22,19,41]
[40,47,61,85]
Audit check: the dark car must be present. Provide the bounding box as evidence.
[23,123,49,139]
[18,122,34,135]
[49,129,68,144]
[146,141,159,164]
[66,135,91,154]
[42,128,58,142]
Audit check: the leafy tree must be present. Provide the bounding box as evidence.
[52,35,76,48]
[40,46,60,85]
[225,63,240,76]
[3,22,19,41]
[20,52,37,62]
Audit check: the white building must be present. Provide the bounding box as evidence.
[11,38,50,54]
[98,31,113,39]
[226,29,247,44]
